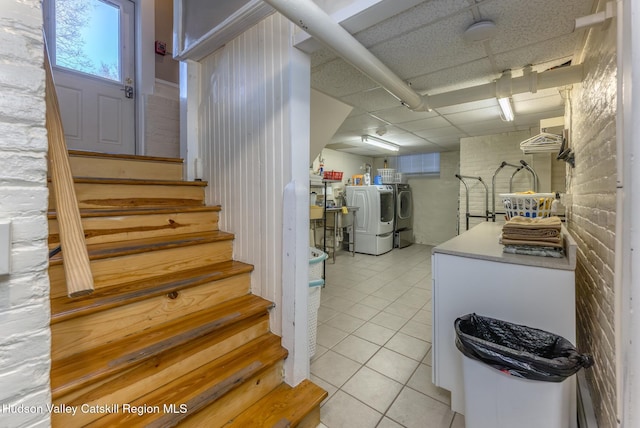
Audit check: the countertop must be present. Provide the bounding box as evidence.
[432,222,577,271]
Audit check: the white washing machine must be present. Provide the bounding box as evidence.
[346,185,394,255]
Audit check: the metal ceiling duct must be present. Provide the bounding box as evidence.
[263,0,584,111]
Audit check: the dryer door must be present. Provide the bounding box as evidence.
[380,191,394,223]
[398,190,412,220]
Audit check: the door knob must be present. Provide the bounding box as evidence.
[121,85,134,99]
[121,77,134,98]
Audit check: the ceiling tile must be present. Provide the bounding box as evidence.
[397,115,451,132]
[310,46,339,68]
[340,88,403,112]
[478,0,593,54]
[407,58,496,94]
[354,0,471,47]
[311,59,378,97]
[371,106,434,124]
[445,106,504,126]
[435,98,501,115]
[369,12,484,79]
[307,0,591,158]
[492,34,583,72]
[457,121,519,135]
[335,113,388,133]
[513,94,563,115]
[415,126,466,139]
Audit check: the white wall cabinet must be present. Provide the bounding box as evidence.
[431,223,577,427]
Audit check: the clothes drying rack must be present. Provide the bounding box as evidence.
[490,160,538,221]
[455,174,489,232]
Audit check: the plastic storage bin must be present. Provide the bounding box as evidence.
[377,168,396,184]
[455,314,592,428]
[308,248,327,358]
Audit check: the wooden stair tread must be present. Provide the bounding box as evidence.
[48,205,222,219]
[51,294,273,399]
[223,379,328,428]
[67,150,184,163]
[51,261,254,323]
[49,231,234,265]
[48,176,207,186]
[85,334,287,427]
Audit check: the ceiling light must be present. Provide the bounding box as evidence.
[463,20,498,42]
[361,135,399,152]
[498,97,514,122]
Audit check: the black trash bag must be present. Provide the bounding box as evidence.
[455,313,593,382]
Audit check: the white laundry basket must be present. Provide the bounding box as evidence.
[308,248,327,358]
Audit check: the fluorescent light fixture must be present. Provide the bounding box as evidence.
[498,97,514,122]
[361,135,399,152]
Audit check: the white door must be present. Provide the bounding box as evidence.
[44,0,136,154]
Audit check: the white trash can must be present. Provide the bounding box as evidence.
[455,313,592,428]
[308,248,327,358]
[462,356,571,428]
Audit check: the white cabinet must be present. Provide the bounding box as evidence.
[431,223,577,427]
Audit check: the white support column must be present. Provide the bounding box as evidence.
[621,0,640,425]
[282,41,311,385]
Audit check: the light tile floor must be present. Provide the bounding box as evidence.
[311,244,465,428]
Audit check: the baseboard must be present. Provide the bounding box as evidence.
[577,371,599,428]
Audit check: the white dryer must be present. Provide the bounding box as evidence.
[346,185,394,255]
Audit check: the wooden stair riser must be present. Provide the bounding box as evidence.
[64,154,183,181]
[51,273,251,361]
[49,210,220,248]
[84,336,286,427]
[222,380,327,428]
[55,364,283,428]
[52,317,271,426]
[51,261,252,325]
[179,362,284,428]
[52,295,270,400]
[49,240,233,298]
[48,182,205,210]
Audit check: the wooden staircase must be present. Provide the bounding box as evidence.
[48,151,326,427]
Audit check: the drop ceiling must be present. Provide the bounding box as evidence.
[296,0,597,156]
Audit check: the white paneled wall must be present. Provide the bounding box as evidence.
[198,13,294,335]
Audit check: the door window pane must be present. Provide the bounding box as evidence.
[54,0,121,81]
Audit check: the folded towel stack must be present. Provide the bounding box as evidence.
[500,216,564,257]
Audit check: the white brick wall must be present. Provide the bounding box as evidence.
[0,1,52,427]
[567,9,618,427]
[459,131,566,231]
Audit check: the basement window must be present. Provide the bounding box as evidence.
[397,153,440,176]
